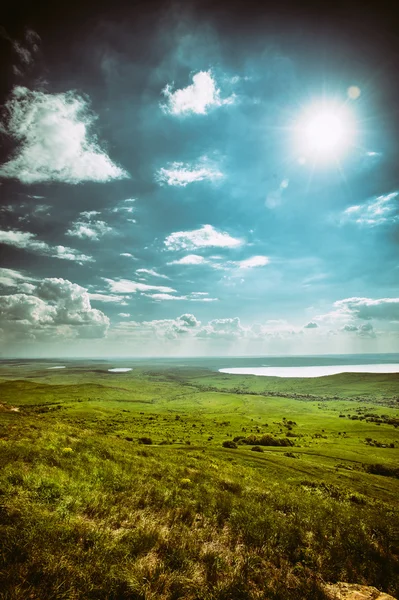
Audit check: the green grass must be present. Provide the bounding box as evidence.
[0,361,399,599]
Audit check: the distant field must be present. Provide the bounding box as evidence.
[1,361,398,599]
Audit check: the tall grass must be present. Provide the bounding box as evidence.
[1,418,398,599]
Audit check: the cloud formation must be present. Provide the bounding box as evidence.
[333,297,399,322]
[147,292,217,302]
[341,322,376,337]
[161,71,235,116]
[66,211,113,240]
[108,314,311,351]
[156,159,223,186]
[167,255,207,265]
[0,201,51,224]
[167,253,269,271]
[88,293,127,304]
[111,313,201,341]
[237,255,269,268]
[0,229,93,263]
[0,278,109,341]
[104,278,176,294]
[0,267,34,288]
[0,87,129,184]
[0,27,41,75]
[197,317,245,339]
[136,268,170,280]
[164,225,243,251]
[342,192,398,226]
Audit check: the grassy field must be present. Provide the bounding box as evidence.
[0,360,398,599]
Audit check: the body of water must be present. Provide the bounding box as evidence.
[108,368,132,373]
[219,363,399,378]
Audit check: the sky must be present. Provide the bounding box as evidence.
[0,0,398,357]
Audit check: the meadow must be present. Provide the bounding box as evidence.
[0,360,398,599]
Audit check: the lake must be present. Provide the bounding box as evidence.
[219,364,399,378]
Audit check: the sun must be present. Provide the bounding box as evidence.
[296,102,355,162]
[304,112,344,154]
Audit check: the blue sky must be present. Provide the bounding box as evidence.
[0,3,398,357]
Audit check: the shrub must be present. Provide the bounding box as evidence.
[251,446,264,453]
[222,440,237,449]
[364,463,399,478]
[138,437,153,445]
[239,434,294,447]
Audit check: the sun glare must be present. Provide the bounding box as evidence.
[305,112,344,153]
[296,103,355,162]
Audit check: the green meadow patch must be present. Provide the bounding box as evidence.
[0,363,398,599]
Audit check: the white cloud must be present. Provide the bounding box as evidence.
[89,293,127,304]
[167,254,207,266]
[112,199,136,214]
[120,253,137,259]
[104,278,176,294]
[190,292,217,302]
[0,87,129,184]
[147,293,188,301]
[0,229,46,251]
[0,278,109,342]
[237,255,269,269]
[136,268,170,280]
[66,211,113,240]
[165,225,243,251]
[118,313,131,318]
[167,253,268,270]
[0,229,93,263]
[342,192,398,225]
[161,71,235,116]
[54,246,93,262]
[0,267,33,288]
[146,292,218,302]
[156,159,223,187]
[106,311,388,354]
[111,313,201,341]
[195,317,307,342]
[197,317,246,340]
[333,297,399,322]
